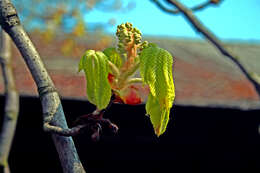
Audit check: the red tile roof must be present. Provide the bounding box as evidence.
[1,34,259,109]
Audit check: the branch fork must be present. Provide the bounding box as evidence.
[43,94,118,141]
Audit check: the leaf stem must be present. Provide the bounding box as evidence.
[118,60,140,89]
[125,78,143,85]
[108,60,120,77]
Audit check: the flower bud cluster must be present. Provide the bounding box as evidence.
[116,22,142,53]
[139,41,149,51]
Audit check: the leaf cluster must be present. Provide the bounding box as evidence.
[79,22,175,136]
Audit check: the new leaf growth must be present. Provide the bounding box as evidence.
[79,22,175,136]
[140,44,175,136]
[79,50,111,110]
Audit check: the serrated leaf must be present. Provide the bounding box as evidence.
[140,45,175,108]
[146,94,170,136]
[140,45,175,136]
[79,50,112,110]
[103,48,122,68]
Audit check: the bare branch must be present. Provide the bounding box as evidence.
[155,0,260,98]
[42,93,117,142]
[44,123,87,136]
[151,0,220,14]
[0,29,19,173]
[0,1,86,172]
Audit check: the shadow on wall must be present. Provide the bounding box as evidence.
[0,96,259,173]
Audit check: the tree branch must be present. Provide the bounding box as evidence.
[43,92,118,139]
[0,29,19,173]
[0,1,86,172]
[155,0,260,98]
[43,123,87,137]
[151,0,220,14]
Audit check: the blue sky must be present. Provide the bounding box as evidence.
[84,0,260,42]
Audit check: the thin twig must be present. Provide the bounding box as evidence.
[151,0,217,14]
[153,0,260,98]
[44,123,87,136]
[0,29,19,173]
[68,94,118,140]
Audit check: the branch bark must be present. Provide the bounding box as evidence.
[0,1,86,172]
[151,0,218,14]
[0,29,19,173]
[153,0,260,98]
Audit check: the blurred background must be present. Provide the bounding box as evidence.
[0,0,259,173]
[3,0,260,108]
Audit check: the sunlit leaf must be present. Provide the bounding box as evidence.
[139,44,175,136]
[146,94,170,136]
[79,50,112,110]
[103,47,122,68]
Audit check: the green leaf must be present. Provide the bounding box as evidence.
[103,48,122,68]
[146,94,170,137]
[140,45,175,108]
[79,50,112,110]
[140,45,175,136]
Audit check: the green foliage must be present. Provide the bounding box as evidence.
[103,48,122,68]
[79,22,175,137]
[146,94,170,136]
[79,50,112,110]
[140,44,175,136]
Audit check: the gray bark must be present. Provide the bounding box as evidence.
[0,0,86,172]
[0,29,19,173]
[152,0,214,14]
